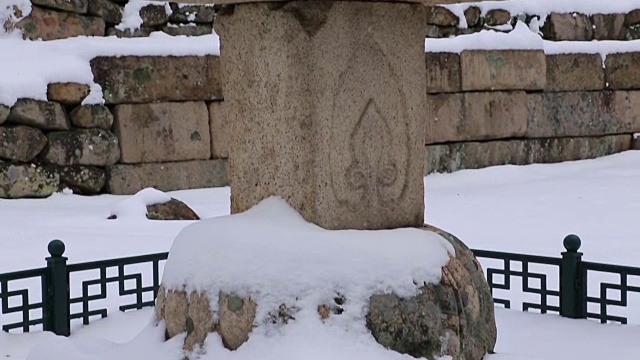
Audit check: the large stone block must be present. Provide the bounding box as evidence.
[0,106,9,125]
[87,0,123,24]
[7,99,70,130]
[425,6,458,26]
[91,56,222,104]
[425,93,462,144]
[113,102,211,163]
[605,53,640,89]
[168,3,215,23]
[17,6,105,40]
[106,159,228,195]
[140,4,169,27]
[217,1,427,230]
[425,135,631,174]
[0,164,59,199]
[208,101,229,159]
[460,50,546,91]
[56,165,106,195]
[44,129,121,166]
[47,82,90,105]
[31,0,88,14]
[529,135,631,163]
[462,91,528,140]
[541,13,593,41]
[69,105,113,129]
[425,52,461,93]
[0,125,47,162]
[527,92,639,138]
[545,54,604,91]
[608,91,640,133]
[592,14,626,40]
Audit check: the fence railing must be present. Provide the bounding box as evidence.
[0,240,167,336]
[1,234,639,336]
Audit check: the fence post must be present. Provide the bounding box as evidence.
[43,240,70,336]
[560,234,586,319]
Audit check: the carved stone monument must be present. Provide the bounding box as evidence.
[216,1,434,230]
[156,1,496,359]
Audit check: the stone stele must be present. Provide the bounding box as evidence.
[216,1,435,230]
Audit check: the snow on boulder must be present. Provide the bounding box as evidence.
[108,187,200,221]
[155,197,496,359]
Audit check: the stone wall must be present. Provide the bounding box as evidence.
[1,1,639,198]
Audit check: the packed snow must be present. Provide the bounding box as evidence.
[163,196,453,320]
[109,187,172,220]
[1,151,640,359]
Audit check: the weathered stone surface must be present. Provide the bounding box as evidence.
[140,4,168,27]
[47,82,90,105]
[592,14,625,40]
[425,52,460,93]
[91,56,222,104]
[88,0,123,24]
[464,6,481,27]
[113,102,210,163]
[146,198,200,220]
[155,289,216,352]
[106,159,228,195]
[608,91,640,134]
[541,13,593,41]
[217,2,427,230]
[0,164,59,198]
[218,293,257,350]
[31,0,88,14]
[424,135,632,174]
[17,6,105,40]
[425,6,458,26]
[0,106,9,125]
[7,99,70,130]
[605,53,640,89]
[44,129,120,166]
[208,0,480,4]
[425,25,456,38]
[625,9,640,26]
[69,105,114,129]
[484,9,511,26]
[367,226,496,360]
[427,92,529,144]
[526,92,638,138]
[208,101,229,159]
[56,165,106,194]
[627,25,640,40]
[545,54,604,91]
[168,3,215,23]
[464,91,528,140]
[161,24,212,36]
[425,93,462,144]
[0,126,47,162]
[460,50,546,91]
[155,288,256,352]
[632,135,640,150]
[106,27,153,37]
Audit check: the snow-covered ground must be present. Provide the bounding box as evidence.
[1,150,639,359]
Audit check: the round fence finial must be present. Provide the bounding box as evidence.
[563,234,581,252]
[48,239,66,257]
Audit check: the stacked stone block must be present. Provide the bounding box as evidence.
[14,0,216,40]
[425,6,640,41]
[424,50,639,173]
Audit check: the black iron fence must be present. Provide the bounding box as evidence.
[0,240,167,336]
[1,234,639,336]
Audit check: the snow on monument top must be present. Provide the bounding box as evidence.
[161,196,454,320]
